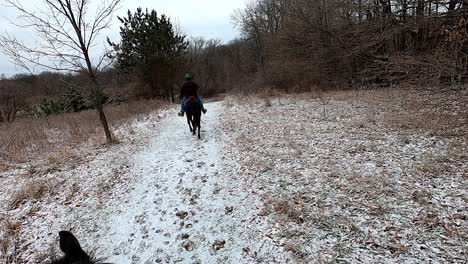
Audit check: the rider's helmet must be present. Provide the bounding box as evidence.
[184,73,193,80]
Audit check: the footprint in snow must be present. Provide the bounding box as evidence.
[176,210,189,219]
[181,240,195,251]
[212,240,226,251]
[176,233,190,240]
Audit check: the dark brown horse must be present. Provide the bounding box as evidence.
[185,96,202,139]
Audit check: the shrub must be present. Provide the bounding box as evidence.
[38,87,90,116]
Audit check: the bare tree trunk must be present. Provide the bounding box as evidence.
[358,0,363,23]
[379,0,392,16]
[428,0,432,16]
[463,0,468,10]
[96,103,113,144]
[90,77,113,144]
[448,0,458,12]
[402,0,408,20]
[171,85,175,103]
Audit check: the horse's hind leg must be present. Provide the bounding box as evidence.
[187,116,193,132]
[195,114,201,139]
[189,116,196,135]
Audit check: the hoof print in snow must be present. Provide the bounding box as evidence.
[225,206,234,215]
[177,233,190,240]
[197,162,205,168]
[185,159,193,163]
[135,215,146,224]
[213,188,221,195]
[182,240,195,251]
[190,195,198,205]
[176,211,189,219]
[154,255,170,263]
[212,240,226,251]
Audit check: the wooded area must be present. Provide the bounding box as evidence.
[228,0,468,90]
[1,0,467,126]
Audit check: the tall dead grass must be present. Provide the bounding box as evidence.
[0,217,21,264]
[0,99,168,164]
[8,179,51,209]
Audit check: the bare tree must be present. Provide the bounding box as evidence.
[0,77,23,123]
[186,37,223,92]
[233,0,288,68]
[0,0,121,143]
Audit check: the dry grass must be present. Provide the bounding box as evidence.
[0,99,168,165]
[261,193,305,224]
[8,179,52,209]
[0,217,21,264]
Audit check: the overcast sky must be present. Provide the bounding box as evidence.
[0,0,247,76]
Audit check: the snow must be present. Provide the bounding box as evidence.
[220,88,467,263]
[1,101,291,263]
[87,101,286,263]
[1,87,467,263]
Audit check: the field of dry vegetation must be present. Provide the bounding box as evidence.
[221,86,467,263]
[0,99,168,167]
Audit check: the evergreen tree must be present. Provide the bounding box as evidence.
[109,8,188,97]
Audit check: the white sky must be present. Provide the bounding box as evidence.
[0,0,247,76]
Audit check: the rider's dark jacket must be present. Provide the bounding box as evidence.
[180,80,199,99]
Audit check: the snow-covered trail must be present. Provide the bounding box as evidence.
[87,102,282,263]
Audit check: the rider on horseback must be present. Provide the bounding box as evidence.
[178,73,207,117]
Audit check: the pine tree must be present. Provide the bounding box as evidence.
[108,8,188,97]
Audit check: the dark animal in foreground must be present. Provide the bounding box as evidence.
[185,96,202,139]
[49,231,105,264]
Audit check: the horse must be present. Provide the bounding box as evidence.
[49,231,105,264]
[185,96,202,139]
